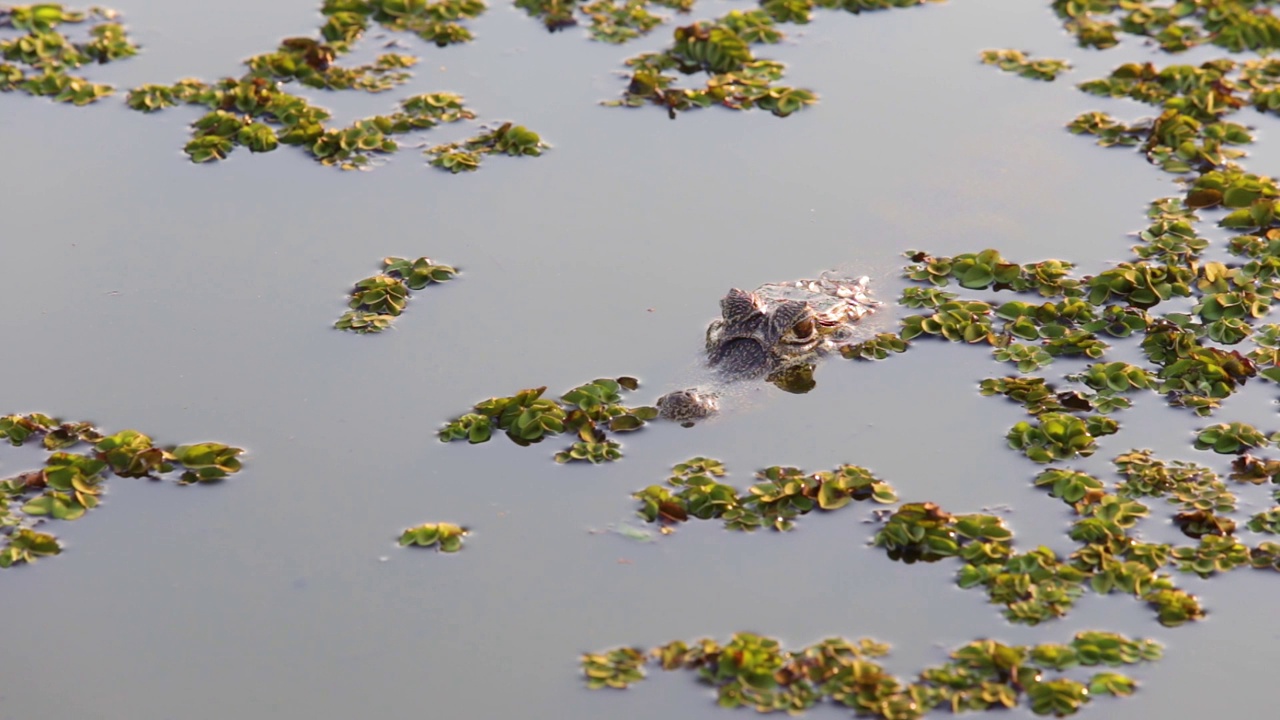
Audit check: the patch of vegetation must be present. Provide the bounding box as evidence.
[981,49,1070,81]
[1052,0,1280,53]
[439,378,658,462]
[399,521,467,551]
[516,0,693,43]
[633,457,896,532]
[2,3,546,170]
[0,413,245,568]
[425,122,549,173]
[335,256,456,333]
[0,4,136,105]
[584,631,1160,718]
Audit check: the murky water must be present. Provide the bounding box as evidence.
[4,0,1280,718]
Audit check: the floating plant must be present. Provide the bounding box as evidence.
[439,378,658,462]
[980,49,1071,81]
[399,522,467,552]
[335,256,456,333]
[2,3,546,170]
[0,413,245,568]
[424,122,549,173]
[0,4,137,105]
[584,631,1160,718]
[633,457,896,532]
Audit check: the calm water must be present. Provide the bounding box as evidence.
[3,1,1279,718]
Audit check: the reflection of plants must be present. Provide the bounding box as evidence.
[0,413,245,568]
[585,631,1160,717]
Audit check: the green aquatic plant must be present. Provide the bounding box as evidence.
[1140,319,1258,415]
[581,646,647,689]
[980,49,1070,81]
[425,122,549,172]
[634,458,895,532]
[51,1,546,171]
[992,342,1054,372]
[597,0,941,117]
[585,631,1159,718]
[398,522,467,551]
[1171,534,1251,577]
[1053,0,1280,53]
[554,439,623,463]
[336,256,456,333]
[440,378,657,462]
[606,19,817,118]
[900,301,996,345]
[1194,421,1269,454]
[515,0,688,42]
[839,332,909,360]
[0,4,137,105]
[980,376,1077,415]
[1006,413,1118,463]
[0,413,245,568]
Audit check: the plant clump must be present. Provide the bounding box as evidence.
[0,413,245,568]
[335,256,456,333]
[4,2,549,171]
[584,631,1160,718]
[980,49,1071,81]
[0,4,137,105]
[398,521,467,551]
[439,378,658,462]
[633,457,896,532]
[424,122,549,173]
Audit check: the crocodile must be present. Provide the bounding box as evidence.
[656,272,881,424]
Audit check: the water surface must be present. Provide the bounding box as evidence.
[3,1,1279,718]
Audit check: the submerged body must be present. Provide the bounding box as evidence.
[657,272,881,423]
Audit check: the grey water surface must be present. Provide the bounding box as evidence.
[3,0,1279,718]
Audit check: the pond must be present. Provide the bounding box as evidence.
[4,0,1280,717]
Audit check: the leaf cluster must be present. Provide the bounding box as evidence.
[439,378,657,463]
[336,255,456,333]
[0,413,245,568]
[634,458,896,532]
[585,630,1158,718]
[0,4,135,105]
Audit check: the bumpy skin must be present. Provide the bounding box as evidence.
[657,274,880,422]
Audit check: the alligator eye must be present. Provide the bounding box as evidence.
[791,317,815,340]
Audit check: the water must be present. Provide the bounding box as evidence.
[3,0,1280,718]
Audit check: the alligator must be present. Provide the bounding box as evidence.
[655,272,881,424]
